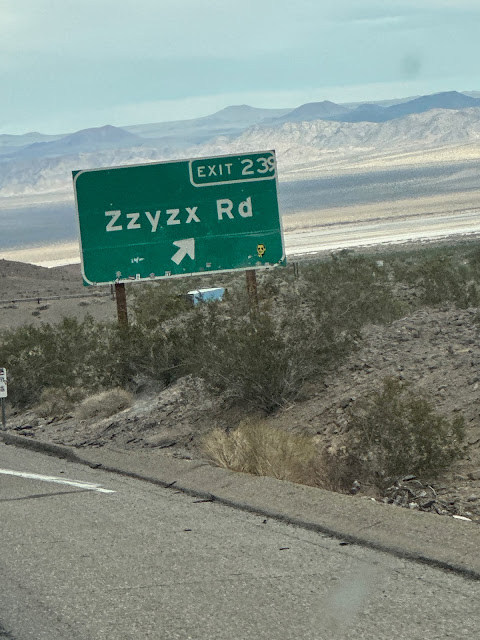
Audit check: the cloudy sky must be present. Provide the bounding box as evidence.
[2,0,480,134]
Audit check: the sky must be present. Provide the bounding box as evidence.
[2,0,480,135]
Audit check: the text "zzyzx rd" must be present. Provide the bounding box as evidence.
[105,197,254,232]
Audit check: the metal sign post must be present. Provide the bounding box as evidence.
[73,150,285,287]
[0,368,7,430]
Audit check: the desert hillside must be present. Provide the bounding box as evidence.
[1,242,480,526]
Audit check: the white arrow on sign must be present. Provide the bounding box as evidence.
[171,238,195,265]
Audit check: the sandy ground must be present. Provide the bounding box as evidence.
[0,260,116,329]
[282,191,480,231]
[0,242,81,268]
[281,141,480,176]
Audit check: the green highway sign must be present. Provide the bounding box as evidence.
[73,150,285,286]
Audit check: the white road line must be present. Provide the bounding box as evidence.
[0,468,115,494]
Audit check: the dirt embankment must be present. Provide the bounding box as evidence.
[1,257,480,524]
[0,259,115,328]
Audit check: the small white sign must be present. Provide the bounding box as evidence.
[0,368,7,398]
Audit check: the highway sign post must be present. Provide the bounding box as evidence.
[73,150,285,288]
[0,367,7,429]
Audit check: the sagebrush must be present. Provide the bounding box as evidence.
[343,377,465,488]
[3,246,480,412]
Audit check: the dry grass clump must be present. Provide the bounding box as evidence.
[36,386,86,420]
[201,380,466,495]
[202,420,324,486]
[75,388,133,420]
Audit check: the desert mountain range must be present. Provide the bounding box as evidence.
[1,90,480,200]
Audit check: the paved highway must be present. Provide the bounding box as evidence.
[0,443,478,640]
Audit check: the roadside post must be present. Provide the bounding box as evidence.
[73,150,285,323]
[0,367,7,430]
[114,283,128,327]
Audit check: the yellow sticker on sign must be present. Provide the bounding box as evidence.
[257,243,266,258]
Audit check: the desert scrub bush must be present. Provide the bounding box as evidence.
[177,302,323,413]
[344,378,465,489]
[129,281,192,330]
[75,388,133,420]
[300,253,405,331]
[173,256,401,413]
[389,248,480,309]
[0,311,195,408]
[109,322,186,387]
[125,255,406,415]
[0,316,136,407]
[35,386,86,420]
[202,420,322,486]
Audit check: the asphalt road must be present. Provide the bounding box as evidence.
[0,443,479,640]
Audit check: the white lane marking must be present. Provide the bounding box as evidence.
[0,468,115,494]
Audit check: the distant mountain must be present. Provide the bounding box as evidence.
[4,92,480,200]
[197,107,480,169]
[0,131,64,156]
[383,91,480,119]
[342,96,420,108]
[12,125,143,159]
[274,101,351,123]
[5,92,480,164]
[4,107,295,164]
[195,104,291,126]
[337,103,387,123]
[124,105,291,143]
[61,124,140,148]
[269,93,480,126]
[332,91,480,123]
[5,106,480,199]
